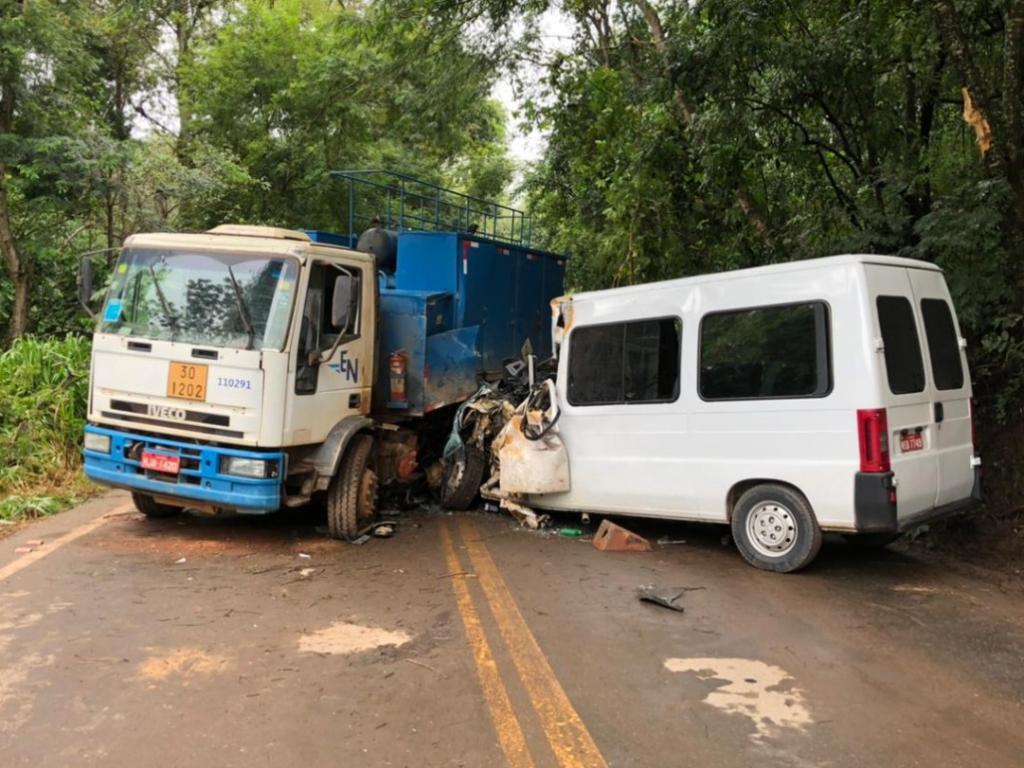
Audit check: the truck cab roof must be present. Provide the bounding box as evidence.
[122,226,374,267]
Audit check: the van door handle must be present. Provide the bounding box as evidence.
[934,402,944,423]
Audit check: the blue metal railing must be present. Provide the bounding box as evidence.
[331,170,534,247]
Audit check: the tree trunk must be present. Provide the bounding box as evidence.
[1005,0,1024,230]
[0,164,30,340]
[0,2,29,340]
[632,0,773,245]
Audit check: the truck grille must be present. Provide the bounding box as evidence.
[103,400,243,439]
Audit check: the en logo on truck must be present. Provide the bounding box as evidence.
[327,350,358,383]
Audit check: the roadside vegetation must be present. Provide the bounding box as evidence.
[1,0,1021,558]
[0,336,93,525]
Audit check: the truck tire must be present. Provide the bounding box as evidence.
[132,492,180,518]
[327,433,378,540]
[842,531,902,549]
[441,444,486,511]
[731,484,822,573]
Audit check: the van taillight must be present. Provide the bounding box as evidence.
[857,408,890,473]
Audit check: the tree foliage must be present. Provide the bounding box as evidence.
[510,0,1024,435]
[0,0,512,338]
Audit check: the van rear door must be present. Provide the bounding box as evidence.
[907,269,974,506]
[865,266,937,517]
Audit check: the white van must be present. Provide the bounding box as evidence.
[538,255,981,572]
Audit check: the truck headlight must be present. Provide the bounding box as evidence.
[220,456,270,479]
[84,432,111,454]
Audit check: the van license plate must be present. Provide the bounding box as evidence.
[141,452,180,474]
[166,363,208,401]
[900,433,924,453]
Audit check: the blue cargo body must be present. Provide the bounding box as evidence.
[371,231,566,416]
[83,425,284,513]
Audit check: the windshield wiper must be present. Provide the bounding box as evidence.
[225,263,257,350]
[147,263,180,335]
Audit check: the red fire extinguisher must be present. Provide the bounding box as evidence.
[389,351,407,405]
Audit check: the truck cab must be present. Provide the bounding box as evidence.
[83,225,379,533]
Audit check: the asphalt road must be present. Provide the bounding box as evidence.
[1,491,1022,767]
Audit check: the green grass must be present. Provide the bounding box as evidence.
[0,494,79,523]
[0,335,95,521]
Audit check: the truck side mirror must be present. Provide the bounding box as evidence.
[78,257,94,315]
[331,274,357,332]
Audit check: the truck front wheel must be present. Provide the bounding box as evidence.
[327,434,379,540]
[441,444,486,511]
[132,492,180,518]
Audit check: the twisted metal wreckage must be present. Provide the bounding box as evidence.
[441,361,570,529]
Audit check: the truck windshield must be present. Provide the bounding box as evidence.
[99,248,300,350]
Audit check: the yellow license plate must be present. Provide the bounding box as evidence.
[166,363,208,401]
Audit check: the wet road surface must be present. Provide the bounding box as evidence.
[1,491,1022,767]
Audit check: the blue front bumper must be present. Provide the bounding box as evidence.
[83,424,284,513]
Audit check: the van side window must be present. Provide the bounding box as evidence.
[876,296,925,395]
[568,318,680,406]
[699,302,830,400]
[920,299,964,390]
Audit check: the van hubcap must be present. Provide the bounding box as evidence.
[747,503,798,557]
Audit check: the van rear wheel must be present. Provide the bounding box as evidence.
[327,434,378,540]
[131,492,180,518]
[731,484,822,573]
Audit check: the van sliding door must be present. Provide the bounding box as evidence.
[907,269,974,507]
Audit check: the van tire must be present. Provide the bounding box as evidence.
[843,532,902,549]
[327,434,378,540]
[441,444,486,511]
[132,492,179,518]
[731,484,822,573]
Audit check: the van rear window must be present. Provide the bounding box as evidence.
[876,296,925,394]
[921,299,964,390]
[699,302,830,400]
[568,318,680,405]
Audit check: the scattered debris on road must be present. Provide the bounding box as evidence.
[637,588,686,612]
[592,519,652,552]
[404,658,443,676]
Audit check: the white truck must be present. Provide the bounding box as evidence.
[79,173,566,538]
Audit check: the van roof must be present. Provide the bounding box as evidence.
[565,254,942,301]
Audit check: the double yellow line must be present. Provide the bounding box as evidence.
[441,518,608,768]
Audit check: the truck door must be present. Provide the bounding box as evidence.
[865,266,938,518]
[907,269,974,506]
[290,260,372,443]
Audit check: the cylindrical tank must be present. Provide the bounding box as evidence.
[356,227,399,274]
